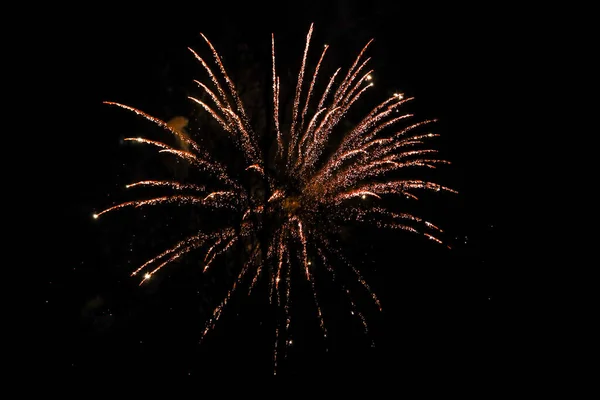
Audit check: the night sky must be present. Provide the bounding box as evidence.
[38,1,532,379]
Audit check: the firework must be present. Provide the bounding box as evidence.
[95,24,456,374]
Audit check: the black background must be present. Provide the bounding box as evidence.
[35,0,538,380]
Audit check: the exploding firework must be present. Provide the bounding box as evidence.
[95,23,456,374]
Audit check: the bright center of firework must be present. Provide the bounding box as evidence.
[144,273,151,280]
[92,213,98,219]
[281,196,302,215]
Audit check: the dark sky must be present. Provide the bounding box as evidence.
[37,1,533,379]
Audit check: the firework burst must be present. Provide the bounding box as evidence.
[95,24,456,374]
